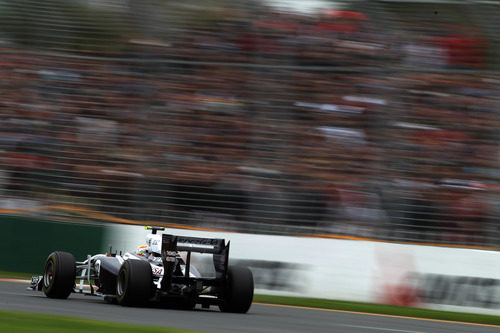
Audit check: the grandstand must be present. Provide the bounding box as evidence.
[0,0,499,248]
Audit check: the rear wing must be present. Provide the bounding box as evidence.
[175,235,225,254]
[161,233,229,290]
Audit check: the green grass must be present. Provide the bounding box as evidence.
[0,310,202,333]
[254,295,500,326]
[0,271,34,279]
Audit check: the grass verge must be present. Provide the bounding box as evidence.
[253,295,500,326]
[0,310,201,333]
[0,271,34,279]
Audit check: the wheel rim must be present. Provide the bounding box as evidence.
[117,270,126,297]
[43,260,54,288]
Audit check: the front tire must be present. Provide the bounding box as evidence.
[42,251,76,299]
[219,266,254,313]
[116,259,153,306]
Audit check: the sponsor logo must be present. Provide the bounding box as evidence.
[412,273,500,308]
[151,266,163,275]
[190,258,308,292]
[176,237,219,246]
[235,259,308,292]
[375,246,418,307]
[384,272,500,309]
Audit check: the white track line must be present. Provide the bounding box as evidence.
[0,278,30,283]
[335,323,427,333]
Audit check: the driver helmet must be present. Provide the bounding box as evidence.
[135,244,150,257]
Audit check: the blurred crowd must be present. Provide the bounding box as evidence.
[0,1,499,246]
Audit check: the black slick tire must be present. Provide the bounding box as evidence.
[116,259,152,306]
[219,266,254,313]
[42,251,76,299]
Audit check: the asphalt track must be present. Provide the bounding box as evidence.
[0,280,498,333]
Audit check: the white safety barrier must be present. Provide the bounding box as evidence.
[105,225,500,316]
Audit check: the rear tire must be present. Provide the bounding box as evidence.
[116,259,153,306]
[219,266,254,313]
[42,251,76,299]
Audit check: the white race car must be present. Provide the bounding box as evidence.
[31,227,254,313]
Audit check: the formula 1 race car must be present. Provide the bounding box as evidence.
[30,227,254,313]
